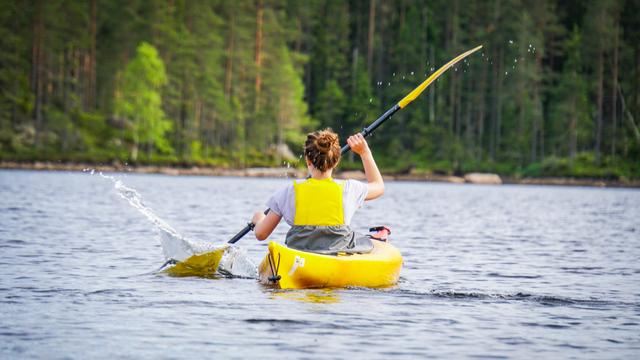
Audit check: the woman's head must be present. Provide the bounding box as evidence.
[304,128,341,172]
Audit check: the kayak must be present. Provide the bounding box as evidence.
[258,240,402,289]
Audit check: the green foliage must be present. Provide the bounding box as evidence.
[549,26,592,157]
[314,80,347,132]
[0,0,638,180]
[522,152,630,179]
[114,42,172,159]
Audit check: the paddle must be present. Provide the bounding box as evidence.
[227,45,483,244]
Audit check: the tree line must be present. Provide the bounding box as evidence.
[0,0,639,179]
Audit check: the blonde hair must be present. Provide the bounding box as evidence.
[304,128,341,172]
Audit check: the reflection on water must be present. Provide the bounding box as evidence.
[268,289,341,304]
[0,170,639,358]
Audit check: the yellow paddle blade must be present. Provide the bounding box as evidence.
[398,45,483,109]
[163,246,228,278]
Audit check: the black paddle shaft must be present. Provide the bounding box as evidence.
[227,103,401,244]
[340,104,401,154]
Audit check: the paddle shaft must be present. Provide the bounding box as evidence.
[340,104,400,154]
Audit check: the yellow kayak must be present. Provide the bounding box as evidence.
[258,240,402,289]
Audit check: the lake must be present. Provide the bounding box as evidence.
[1,169,639,358]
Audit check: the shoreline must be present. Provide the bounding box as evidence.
[1,160,639,188]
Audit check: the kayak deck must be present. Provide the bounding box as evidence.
[258,240,402,289]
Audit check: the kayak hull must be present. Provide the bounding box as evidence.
[258,240,402,289]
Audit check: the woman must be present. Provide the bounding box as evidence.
[251,128,384,254]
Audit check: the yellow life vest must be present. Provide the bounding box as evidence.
[293,178,344,226]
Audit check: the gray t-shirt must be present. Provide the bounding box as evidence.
[266,179,368,226]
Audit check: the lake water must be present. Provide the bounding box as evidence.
[1,169,639,359]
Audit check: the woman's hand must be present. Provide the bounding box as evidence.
[251,211,266,225]
[252,210,282,241]
[347,132,384,201]
[347,133,371,156]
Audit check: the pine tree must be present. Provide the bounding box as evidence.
[550,26,591,158]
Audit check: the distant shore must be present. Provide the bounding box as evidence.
[1,161,639,188]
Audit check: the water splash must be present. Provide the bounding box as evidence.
[219,246,258,278]
[91,171,257,277]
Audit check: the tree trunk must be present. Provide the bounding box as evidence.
[61,49,69,150]
[531,53,543,163]
[489,0,501,160]
[495,48,504,157]
[490,49,497,160]
[254,0,263,112]
[367,0,376,74]
[477,57,487,160]
[618,84,640,146]
[448,0,459,138]
[31,0,44,146]
[611,23,619,157]
[569,96,577,158]
[595,41,604,163]
[464,76,473,149]
[88,0,97,110]
[224,14,235,100]
[351,47,358,95]
[517,70,525,166]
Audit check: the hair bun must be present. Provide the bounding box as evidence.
[316,131,338,151]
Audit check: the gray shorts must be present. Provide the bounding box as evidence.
[285,225,373,255]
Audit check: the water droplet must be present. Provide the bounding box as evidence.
[509,40,514,44]
[369,98,373,103]
[505,71,508,75]
[387,82,391,86]
[410,71,414,75]
[392,73,396,76]
[402,76,405,79]
[514,59,518,63]
[430,67,434,71]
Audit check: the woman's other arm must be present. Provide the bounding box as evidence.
[346,133,384,200]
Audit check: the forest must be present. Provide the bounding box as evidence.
[1,0,639,179]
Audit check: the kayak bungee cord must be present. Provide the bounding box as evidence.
[227,44,483,245]
[266,252,281,283]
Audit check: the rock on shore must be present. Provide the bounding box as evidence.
[464,173,503,185]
